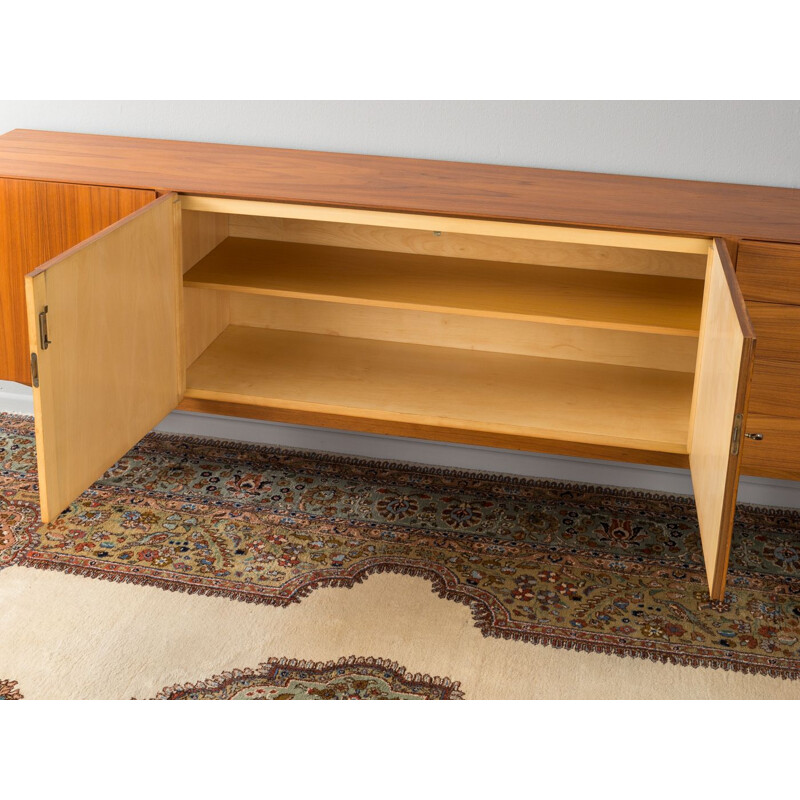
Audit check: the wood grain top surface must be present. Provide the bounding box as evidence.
[2,128,800,242]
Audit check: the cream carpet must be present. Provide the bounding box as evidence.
[3,565,800,699]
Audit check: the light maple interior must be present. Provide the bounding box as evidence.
[180,203,712,455]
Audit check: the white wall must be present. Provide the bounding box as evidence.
[2,101,799,507]
[1,100,799,187]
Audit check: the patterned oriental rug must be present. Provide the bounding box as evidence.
[2,411,800,698]
[154,657,464,700]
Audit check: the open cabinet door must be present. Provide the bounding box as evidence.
[25,193,183,523]
[690,238,755,600]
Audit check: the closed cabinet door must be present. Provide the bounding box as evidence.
[689,238,755,600]
[25,193,183,523]
[0,178,157,385]
[735,241,800,481]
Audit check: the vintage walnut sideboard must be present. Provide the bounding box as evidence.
[1,129,800,601]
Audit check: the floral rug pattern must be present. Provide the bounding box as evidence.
[152,656,463,699]
[2,412,800,678]
[0,679,23,700]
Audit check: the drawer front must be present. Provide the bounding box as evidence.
[737,241,800,304]
[741,414,800,480]
[747,301,800,361]
[748,358,800,417]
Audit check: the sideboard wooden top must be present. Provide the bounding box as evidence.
[2,128,800,242]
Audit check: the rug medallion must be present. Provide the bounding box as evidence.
[153,656,463,700]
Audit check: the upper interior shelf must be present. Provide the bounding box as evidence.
[183,237,705,336]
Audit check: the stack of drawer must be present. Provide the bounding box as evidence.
[736,242,800,480]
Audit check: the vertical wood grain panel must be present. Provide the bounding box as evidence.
[180,209,230,369]
[689,239,755,600]
[181,210,228,272]
[0,178,156,385]
[183,287,230,369]
[25,194,181,523]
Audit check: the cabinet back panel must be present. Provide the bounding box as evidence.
[226,292,698,371]
[227,214,707,278]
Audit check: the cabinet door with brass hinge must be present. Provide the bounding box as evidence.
[25,193,184,523]
[689,238,755,600]
[0,178,157,385]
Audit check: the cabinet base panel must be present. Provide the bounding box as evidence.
[176,396,691,469]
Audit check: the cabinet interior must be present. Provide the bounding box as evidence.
[179,197,712,459]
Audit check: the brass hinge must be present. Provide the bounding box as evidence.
[730,413,743,456]
[30,353,39,388]
[38,306,51,350]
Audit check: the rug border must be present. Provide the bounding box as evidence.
[5,411,800,682]
[20,550,800,681]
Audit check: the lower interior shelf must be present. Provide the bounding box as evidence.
[184,326,693,454]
